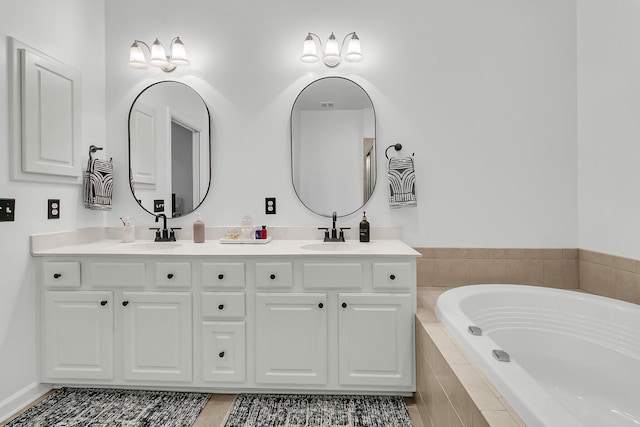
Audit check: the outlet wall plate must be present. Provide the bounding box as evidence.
[265,197,276,214]
[0,199,16,222]
[48,199,60,219]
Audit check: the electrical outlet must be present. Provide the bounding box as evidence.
[48,199,60,219]
[0,198,16,222]
[265,197,276,215]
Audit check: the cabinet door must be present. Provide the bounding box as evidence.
[202,321,246,383]
[43,291,113,380]
[338,293,413,386]
[121,292,192,382]
[256,293,327,385]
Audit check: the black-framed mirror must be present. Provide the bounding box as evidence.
[291,77,376,217]
[128,81,211,217]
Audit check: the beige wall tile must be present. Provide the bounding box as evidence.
[543,259,579,288]
[480,410,521,427]
[470,259,507,283]
[434,248,489,259]
[615,270,640,304]
[579,249,615,266]
[526,249,563,259]
[506,259,544,286]
[416,247,436,258]
[613,255,637,273]
[581,261,616,297]
[417,258,434,287]
[562,248,578,259]
[504,249,527,259]
[435,259,470,286]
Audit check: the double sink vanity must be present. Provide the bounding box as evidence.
[32,228,420,395]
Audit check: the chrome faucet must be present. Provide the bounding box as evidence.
[150,213,180,242]
[318,211,350,242]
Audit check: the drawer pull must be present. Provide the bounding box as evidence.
[219,351,225,358]
[218,274,224,280]
[122,301,129,307]
[167,273,174,279]
[270,274,276,280]
[318,302,324,309]
[218,304,224,310]
[341,302,347,308]
[390,274,396,280]
[100,300,108,306]
[53,273,62,279]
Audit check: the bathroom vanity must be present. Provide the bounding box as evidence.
[32,229,420,395]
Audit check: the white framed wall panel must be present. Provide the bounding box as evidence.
[8,37,82,184]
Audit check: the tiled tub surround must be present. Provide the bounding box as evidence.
[414,248,640,427]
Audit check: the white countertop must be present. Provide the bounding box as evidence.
[30,227,420,258]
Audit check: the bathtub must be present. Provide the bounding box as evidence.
[435,284,640,427]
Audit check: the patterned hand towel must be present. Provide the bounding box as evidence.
[388,156,417,208]
[84,158,113,210]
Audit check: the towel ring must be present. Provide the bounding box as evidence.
[385,143,402,159]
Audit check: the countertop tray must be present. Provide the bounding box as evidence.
[219,236,272,244]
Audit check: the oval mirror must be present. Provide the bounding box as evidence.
[128,81,211,218]
[291,77,376,217]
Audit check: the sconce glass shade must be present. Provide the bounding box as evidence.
[300,34,320,63]
[128,42,148,68]
[344,33,363,62]
[170,37,190,66]
[150,38,169,67]
[323,33,341,67]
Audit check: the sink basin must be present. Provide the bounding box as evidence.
[113,242,183,251]
[300,243,361,252]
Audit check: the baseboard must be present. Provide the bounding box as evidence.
[0,382,52,423]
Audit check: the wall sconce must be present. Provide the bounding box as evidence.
[300,32,363,67]
[128,37,190,72]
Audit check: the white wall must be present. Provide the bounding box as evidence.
[0,0,106,416]
[104,0,578,249]
[577,0,640,260]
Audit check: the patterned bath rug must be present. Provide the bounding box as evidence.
[223,394,412,427]
[5,387,211,427]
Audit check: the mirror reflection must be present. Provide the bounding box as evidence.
[291,77,376,217]
[128,81,211,217]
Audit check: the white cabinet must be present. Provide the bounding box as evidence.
[202,321,246,383]
[338,293,413,386]
[37,244,417,393]
[122,292,192,382]
[43,291,113,380]
[255,293,328,385]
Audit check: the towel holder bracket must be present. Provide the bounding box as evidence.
[385,143,402,159]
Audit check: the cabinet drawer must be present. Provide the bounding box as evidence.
[202,263,245,289]
[255,262,293,289]
[156,262,191,288]
[372,262,412,289]
[303,263,362,289]
[202,292,245,319]
[202,321,246,383]
[85,262,146,288]
[43,262,81,288]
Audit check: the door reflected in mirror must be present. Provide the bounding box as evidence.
[291,77,376,217]
[128,81,211,217]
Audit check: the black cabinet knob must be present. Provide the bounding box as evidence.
[122,301,129,307]
[218,274,224,280]
[100,300,108,306]
[218,304,224,310]
[218,351,225,358]
[167,273,174,279]
[390,274,396,280]
[53,273,62,279]
[318,302,324,309]
[270,274,276,280]
[341,302,347,308]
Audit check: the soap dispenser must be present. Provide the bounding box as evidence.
[359,212,370,242]
[193,212,205,243]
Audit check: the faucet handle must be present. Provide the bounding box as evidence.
[169,227,181,241]
[149,227,161,241]
[318,227,330,241]
[339,227,351,241]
